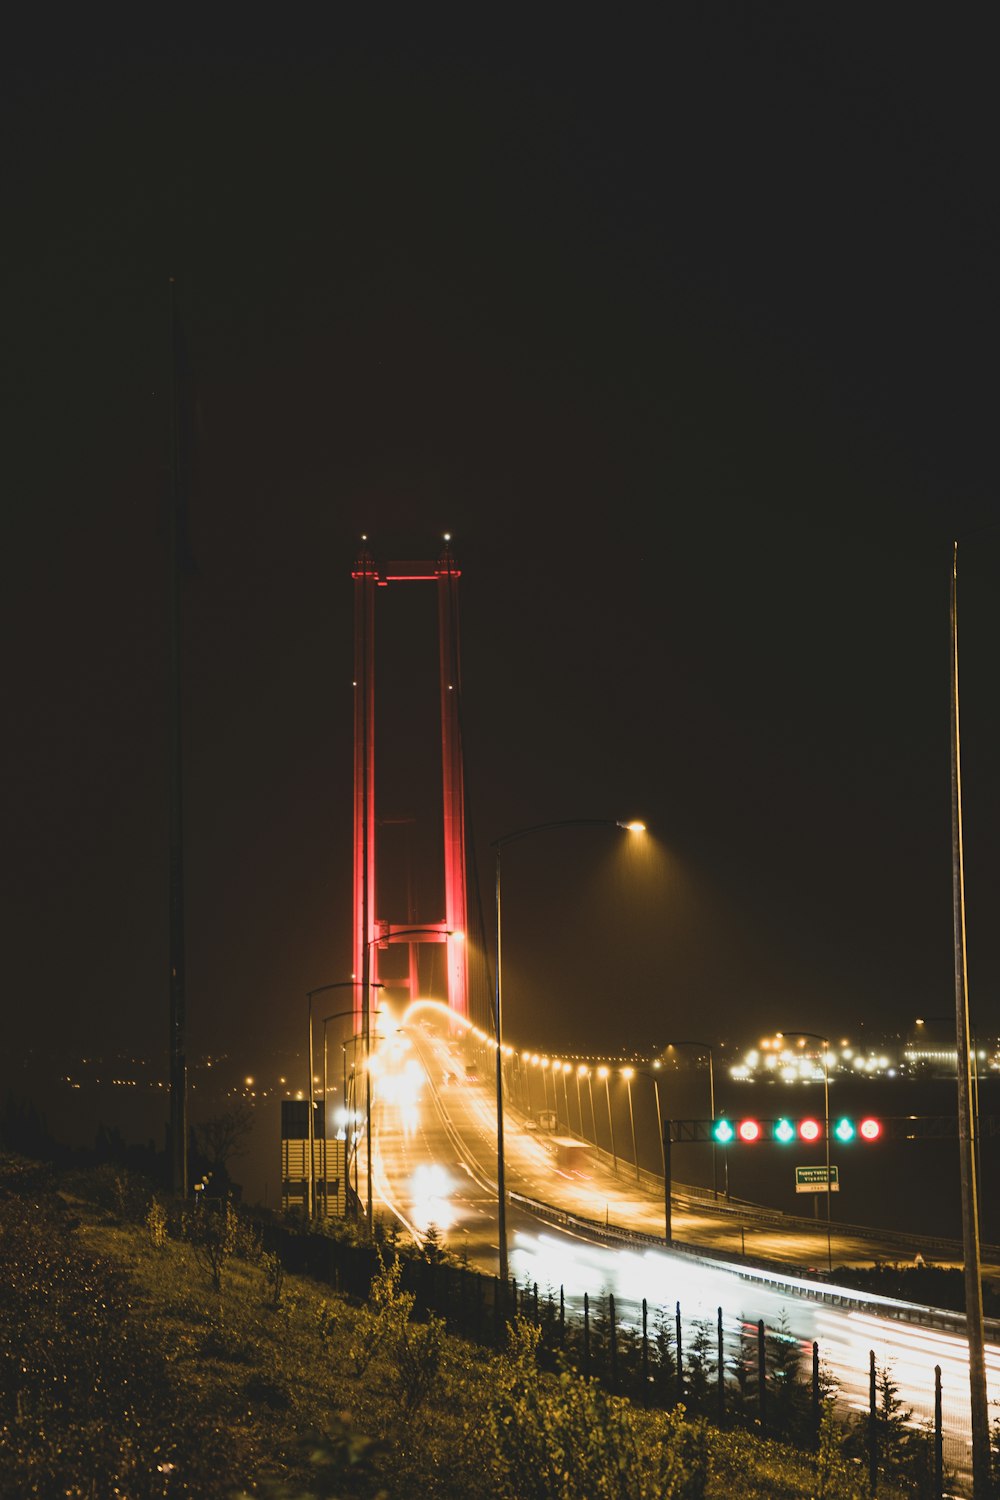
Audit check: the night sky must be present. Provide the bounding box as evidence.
[4,11,998,1117]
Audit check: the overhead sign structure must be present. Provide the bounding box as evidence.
[795,1164,840,1193]
[689,1116,884,1145]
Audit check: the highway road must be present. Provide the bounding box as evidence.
[365,1009,1000,1488]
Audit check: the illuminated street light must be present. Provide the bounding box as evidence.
[584,1065,598,1144]
[575,1064,588,1137]
[560,1061,573,1128]
[777,1029,832,1273]
[621,1066,639,1182]
[491,818,645,1289]
[597,1065,618,1175]
[319,997,385,1219]
[364,925,453,1232]
[540,1056,552,1113]
[305,981,376,1220]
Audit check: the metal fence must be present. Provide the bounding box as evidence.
[264,1216,979,1497]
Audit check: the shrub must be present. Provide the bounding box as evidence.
[146,1196,168,1248]
[480,1315,709,1499]
[187,1196,241,1293]
[392,1312,447,1418]
[348,1249,414,1378]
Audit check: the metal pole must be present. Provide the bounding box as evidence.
[663,1118,672,1243]
[652,1074,664,1172]
[307,991,315,1219]
[494,845,509,1287]
[707,1050,718,1200]
[950,543,991,1499]
[322,1019,328,1219]
[624,1071,639,1182]
[575,1068,585,1137]
[587,1073,598,1145]
[166,278,188,1202]
[342,1042,349,1217]
[823,1042,832,1274]
[603,1070,617,1174]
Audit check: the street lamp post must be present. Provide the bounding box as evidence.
[575,1065,587,1137]
[321,1001,383,1219]
[306,981,378,1221]
[364,925,453,1233]
[622,1067,640,1182]
[598,1065,618,1174]
[662,1041,720,1199]
[585,1067,598,1144]
[559,1062,571,1128]
[492,817,645,1289]
[778,1030,832,1273]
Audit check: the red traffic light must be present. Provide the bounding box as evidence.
[737,1118,761,1142]
[859,1117,881,1141]
[798,1118,822,1142]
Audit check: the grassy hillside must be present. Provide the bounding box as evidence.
[0,1153,934,1498]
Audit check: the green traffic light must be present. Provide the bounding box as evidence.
[712,1119,735,1145]
[773,1117,795,1144]
[834,1116,856,1143]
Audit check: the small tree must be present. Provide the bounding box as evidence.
[348,1249,415,1377]
[192,1101,254,1186]
[814,1400,862,1500]
[651,1304,678,1405]
[392,1312,447,1418]
[683,1317,716,1415]
[188,1196,240,1293]
[766,1310,810,1440]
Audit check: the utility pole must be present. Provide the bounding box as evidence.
[950,542,991,1499]
[167,277,187,1199]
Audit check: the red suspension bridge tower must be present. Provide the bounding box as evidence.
[351,537,469,1029]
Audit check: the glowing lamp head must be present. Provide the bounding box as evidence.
[799,1118,822,1143]
[621,1066,634,1081]
[859,1117,882,1141]
[621,820,646,833]
[712,1118,735,1145]
[773,1117,795,1144]
[737,1118,761,1143]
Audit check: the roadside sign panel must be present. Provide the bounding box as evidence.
[795,1164,840,1193]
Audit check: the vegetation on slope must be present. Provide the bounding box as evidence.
[0,1153,964,1498]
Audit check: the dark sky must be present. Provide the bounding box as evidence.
[3,10,997,1093]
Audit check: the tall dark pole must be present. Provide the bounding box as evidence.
[361,575,373,1237]
[494,845,509,1287]
[307,990,315,1218]
[167,277,187,1199]
[490,819,645,1288]
[950,543,991,1499]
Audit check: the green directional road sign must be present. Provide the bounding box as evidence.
[795,1164,840,1193]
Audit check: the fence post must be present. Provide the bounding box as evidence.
[757,1319,766,1433]
[812,1340,820,1445]
[609,1292,618,1390]
[718,1307,725,1423]
[583,1292,591,1377]
[676,1301,684,1402]
[868,1349,878,1496]
[934,1364,943,1500]
[641,1297,649,1393]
